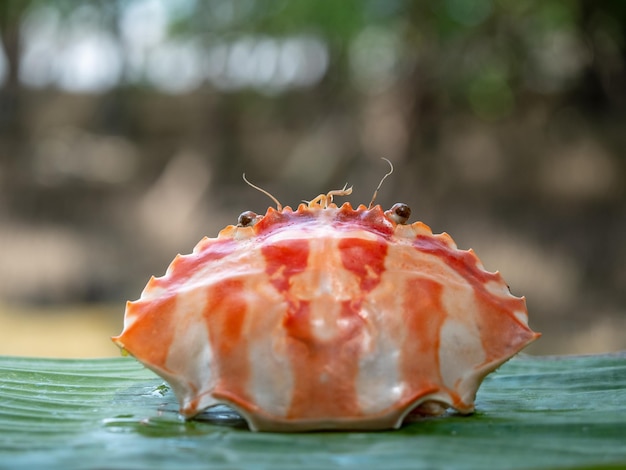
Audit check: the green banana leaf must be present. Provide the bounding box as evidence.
[1,353,625,470]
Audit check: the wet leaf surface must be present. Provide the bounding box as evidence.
[1,353,625,469]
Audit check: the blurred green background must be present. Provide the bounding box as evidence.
[0,0,624,357]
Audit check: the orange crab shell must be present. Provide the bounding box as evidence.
[112,201,539,432]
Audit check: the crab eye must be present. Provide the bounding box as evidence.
[386,203,411,225]
[237,211,259,227]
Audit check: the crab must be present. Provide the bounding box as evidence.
[112,163,539,432]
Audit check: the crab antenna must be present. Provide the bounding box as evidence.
[242,173,283,211]
[368,158,394,208]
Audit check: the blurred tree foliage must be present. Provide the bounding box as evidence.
[0,0,624,353]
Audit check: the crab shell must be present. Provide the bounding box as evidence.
[112,201,539,432]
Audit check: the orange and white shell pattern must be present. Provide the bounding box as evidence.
[113,185,539,432]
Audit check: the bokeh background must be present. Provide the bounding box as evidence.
[0,0,624,357]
